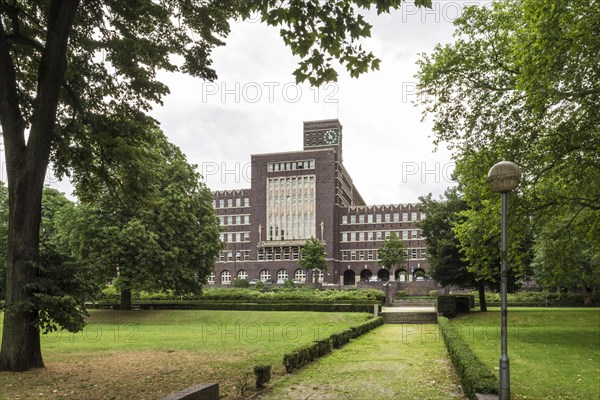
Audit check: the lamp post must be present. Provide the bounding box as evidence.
[487,161,521,400]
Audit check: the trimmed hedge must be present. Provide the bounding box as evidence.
[283,317,383,373]
[253,364,271,388]
[87,301,378,313]
[472,291,600,307]
[437,295,473,318]
[438,317,498,399]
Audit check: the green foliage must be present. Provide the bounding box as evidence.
[438,317,498,399]
[233,278,250,288]
[58,132,223,308]
[418,189,477,289]
[299,237,327,272]
[437,295,457,318]
[377,232,406,269]
[253,364,271,388]
[254,281,266,292]
[416,0,599,294]
[283,279,297,289]
[395,290,406,298]
[199,287,384,302]
[429,290,438,297]
[283,317,383,372]
[471,291,600,307]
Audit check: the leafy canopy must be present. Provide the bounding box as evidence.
[299,237,327,271]
[377,232,406,269]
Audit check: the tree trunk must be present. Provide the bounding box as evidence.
[581,282,591,305]
[0,171,46,371]
[478,283,488,312]
[120,288,132,311]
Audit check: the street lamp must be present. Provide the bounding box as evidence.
[487,161,521,400]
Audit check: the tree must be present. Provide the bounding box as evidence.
[532,209,600,305]
[58,133,222,310]
[415,0,594,300]
[377,232,406,272]
[299,237,327,284]
[0,0,431,371]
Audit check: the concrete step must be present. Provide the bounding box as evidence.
[389,302,435,307]
[381,312,437,324]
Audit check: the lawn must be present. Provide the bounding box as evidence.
[450,307,600,400]
[260,324,465,400]
[0,310,371,400]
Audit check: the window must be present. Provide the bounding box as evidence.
[342,251,348,261]
[350,215,356,224]
[244,232,250,242]
[219,199,224,208]
[316,269,324,283]
[393,213,400,222]
[260,270,271,282]
[294,269,306,282]
[368,232,374,241]
[411,212,417,221]
[412,230,418,239]
[227,199,233,208]
[342,215,347,224]
[384,213,391,222]
[359,215,365,224]
[359,251,365,261]
[277,269,288,282]
[402,212,408,221]
[367,214,373,223]
[358,232,364,241]
[376,231,382,240]
[237,270,248,280]
[257,249,264,261]
[367,250,374,261]
[227,216,233,225]
[420,212,426,220]
[341,233,346,242]
[221,270,232,284]
[351,251,356,261]
[376,214,382,223]
[402,231,409,240]
[236,233,242,243]
[207,272,215,284]
[411,249,418,259]
[212,200,216,209]
[235,198,241,207]
[244,198,250,207]
[244,215,250,225]
[421,249,427,259]
[350,232,356,242]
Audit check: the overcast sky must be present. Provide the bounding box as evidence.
[2,2,484,204]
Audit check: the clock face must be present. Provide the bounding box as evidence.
[323,129,340,144]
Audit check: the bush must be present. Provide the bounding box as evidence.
[395,290,406,298]
[233,278,250,288]
[255,281,266,291]
[283,279,296,288]
[429,290,438,297]
[438,317,498,399]
[253,364,271,388]
[470,290,600,307]
[437,295,457,318]
[283,317,383,373]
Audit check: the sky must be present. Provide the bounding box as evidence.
[2,1,485,204]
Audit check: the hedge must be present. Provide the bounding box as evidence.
[87,301,379,313]
[472,291,600,307]
[283,317,383,373]
[438,317,498,399]
[437,295,473,318]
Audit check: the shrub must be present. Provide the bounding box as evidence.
[283,279,296,288]
[429,290,438,297]
[437,295,457,318]
[396,290,406,298]
[233,278,250,288]
[438,317,498,399]
[253,364,271,388]
[255,281,266,291]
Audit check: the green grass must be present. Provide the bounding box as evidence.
[261,324,464,400]
[450,307,600,399]
[0,310,371,400]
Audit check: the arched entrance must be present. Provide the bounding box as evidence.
[413,268,427,281]
[377,268,390,282]
[395,269,408,282]
[343,270,356,285]
[360,269,372,282]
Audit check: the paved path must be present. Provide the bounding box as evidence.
[381,306,436,313]
[259,324,465,400]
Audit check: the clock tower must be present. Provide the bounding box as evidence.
[303,119,343,153]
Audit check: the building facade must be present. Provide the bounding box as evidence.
[209,119,428,286]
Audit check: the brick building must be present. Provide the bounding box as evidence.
[209,119,428,286]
